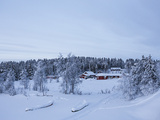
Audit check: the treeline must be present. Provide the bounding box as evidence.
[0,54,160,98]
[0,54,136,95]
[0,55,136,81]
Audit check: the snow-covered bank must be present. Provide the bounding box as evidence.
[79,90,160,120]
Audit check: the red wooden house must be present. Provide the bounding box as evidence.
[96,73,121,80]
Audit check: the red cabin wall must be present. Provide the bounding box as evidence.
[97,76,105,80]
[80,74,86,78]
[97,75,120,80]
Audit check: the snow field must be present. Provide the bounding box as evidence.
[0,78,160,120]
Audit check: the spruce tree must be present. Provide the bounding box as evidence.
[140,55,159,95]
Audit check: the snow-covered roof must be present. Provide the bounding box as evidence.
[83,71,95,76]
[96,73,122,77]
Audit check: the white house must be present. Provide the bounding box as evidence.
[110,67,122,74]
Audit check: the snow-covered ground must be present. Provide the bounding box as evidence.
[0,78,160,120]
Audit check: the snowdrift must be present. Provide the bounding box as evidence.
[25,100,54,112]
[71,100,89,112]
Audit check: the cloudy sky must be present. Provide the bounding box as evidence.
[0,0,160,61]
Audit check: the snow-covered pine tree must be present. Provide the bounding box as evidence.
[33,61,48,96]
[61,54,82,94]
[156,60,160,80]
[120,62,141,100]
[26,60,36,80]
[4,70,16,96]
[20,68,29,89]
[140,55,160,95]
[120,55,160,100]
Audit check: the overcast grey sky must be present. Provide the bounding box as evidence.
[0,0,160,61]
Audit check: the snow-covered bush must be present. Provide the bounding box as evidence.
[120,55,160,100]
[99,89,111,94]
[4,70,16,96]
[16,87,28,96]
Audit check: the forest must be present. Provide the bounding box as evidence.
[0,54,159,99]
[0,55,135,81]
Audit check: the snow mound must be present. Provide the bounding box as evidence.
[71,100,89,112]
[25,100,54,112]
